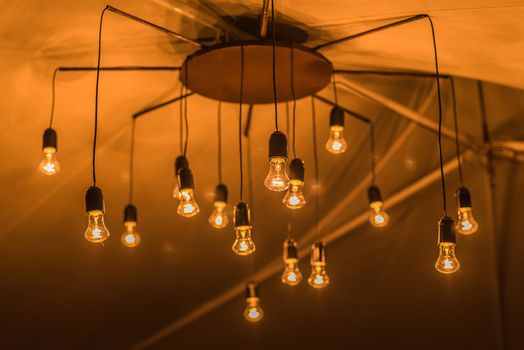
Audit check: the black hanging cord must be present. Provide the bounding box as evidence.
[369,123,376,185]
[92,7,108,186]
[129,118,136,203]
[425,15,447,215]
[183,64,189,157]
[450,78,464,185]
[285,102,290,135]
[239,45,245,200]
[48,68,59,128]
[290,43,297,158]
[271,0,279,130]
[217,101,223,184]
[311,97,320,236]
[332,73,339,105]
[179,84,184,154]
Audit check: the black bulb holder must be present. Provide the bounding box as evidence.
[177,167,194,190]
[174,155,189,175]
[283,238,298,261]
[234,201,251,227]
[124,204,137,223]
[214,184,228,203]
[368,185,383,204]
[455,186,472,208]
[246,281,259,299]
[85,186,105,213]
[329,106,345,127]
[438,216,456,245]
[311,241,326,264]
[289,158,305,182]
[43,128,58,150]
[268,131,288,160]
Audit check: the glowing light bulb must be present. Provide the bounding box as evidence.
[209,201,229,228]
[369,201,389,228]
[177,188,200,217]
[121,221,141,248]
[264,157,289,191]
[435,216,460,274]
[325,126,348,154]
[456,207,478,235]
[172,184,180,199]
[85,210,110,243]
[282,238,302,286]
[232,202,255,256]
[39,147,61,175]
[244,282,264,322]
[283,180,306,209]
[308,242,330,288]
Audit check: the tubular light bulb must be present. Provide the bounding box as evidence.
[283,180,306,209]
[435,216,460,274]
[264,157,289,191]
[244,282,264,322]
[369,201,389,228]
[85,210,110,243]
[177,188,200,217]
[325,126,348,154]
[308,242,330,288]
[209,201,229,228]
[282,239,302,286]
[456,207,478,235]
[39,147,60,175]
[121,221,141,248]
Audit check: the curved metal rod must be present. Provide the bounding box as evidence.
[334,69,450,79]
[132,92,194,119]
[106,5,203,47]
[58,66,180,72]
[313,14,426,51]
[313,94,371,124]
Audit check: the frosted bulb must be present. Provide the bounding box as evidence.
[325,126,347,154]
[85,210,110,243]
[455,207,478,235]
[209,201,229,229]
[283,180,306,209]
[282,262,302,286]
[177,189,200,217]
[264,157,289,191]
[244,297,264,322]
[435,243,460,274]
[369,201,389,228]
[38,147,60,175]
[121,221,141,248]
[232,226,255,256]
[308,264,330,288]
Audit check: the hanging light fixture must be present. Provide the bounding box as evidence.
[232,202,255,256]
[84,186,110,243]
[308,242,330,288]
[39,128,61,175]
[283,159,306,209]
[435,216,460,274]
[368,185,389,228]
[325,106,348,154]
[176,165,200,218]
[121,204,141,247]
[209,184,229,229]
[172,155,188,199]
[244,281,264,322]
[281,238,302,286]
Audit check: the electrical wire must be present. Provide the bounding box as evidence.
[239,45,245,200]
[369,123,376,185]
[332,73,339,105]
[129,118,136,204]
[271,0,279,130]
[92,7,108,186]
[311,97,320,238]
[48,68,59,128]
[425,15,447,215]
[179,84,184,154]
[290,43,297,158]
[217,101,223,184]
[183,64,189,157]
[450,78,464,185]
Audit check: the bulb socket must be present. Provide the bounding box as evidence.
[234,202,251,228]
[311,241,326,264]
[124,204,137,223]
[368,185,383,204]
[214,184,228,203]
[85,186,105,213]
[438,216,456,245]
[174,156,189,175]
[246,281,259,299]
[289,158,305,182]
[329,106,345,127]
[455,186,472,208]
[268,131,288,160]
[43,128,58,150]
[177,167,194,190]
[283,238,298,261]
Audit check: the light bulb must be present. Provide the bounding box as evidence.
[39,147,60,175]
[325,126,348,154]
[172,184,180,199]
[244,297,264,322]
[264,157,289,191]
[121,221,141,248]
[435,243,460,274]
[232,226,255,255]
[209,201,229,228]
[455,207,478,235]
[85,210,110,243]
[177,188,200,217]
[283,180,306,209]
[369,201,389,228]
[282,238,302,286]
[308,242,330,288]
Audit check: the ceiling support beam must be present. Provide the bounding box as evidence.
[132,92,194,119]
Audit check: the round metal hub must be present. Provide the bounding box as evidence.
[180,41,333,104]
